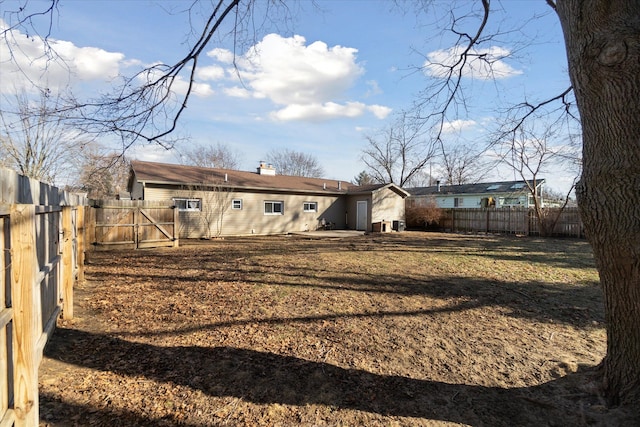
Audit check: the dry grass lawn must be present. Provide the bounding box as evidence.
[38,232,638,426]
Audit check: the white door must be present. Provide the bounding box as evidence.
[356,201,367,231]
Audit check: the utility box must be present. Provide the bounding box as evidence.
[372,221,392,233]
[392,220,406,232]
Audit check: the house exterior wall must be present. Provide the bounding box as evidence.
[346,188,405,232]
[371,188,405,224]
[409,192,537,209]
[346,194,372,231]
[130,180,144,200]
[143,184,346,237]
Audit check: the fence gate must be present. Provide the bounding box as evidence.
[89,200,179,250]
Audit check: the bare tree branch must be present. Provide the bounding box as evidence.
[266,148,325,178]
[0,87,92,184]
[361,112,438,186]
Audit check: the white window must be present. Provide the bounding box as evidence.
[232,199,242,210]
[454,197,463,207]
[264,201,284,215]
[303,202,317,212]
[174,198,201,211]
[504,197,521,205]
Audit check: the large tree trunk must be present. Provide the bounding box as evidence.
[556,0,640,406]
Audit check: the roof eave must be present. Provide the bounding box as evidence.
[141,180,348,195]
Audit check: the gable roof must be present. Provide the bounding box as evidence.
[349,182,410,198]
[407,179,545,197]
[129,160,408,197]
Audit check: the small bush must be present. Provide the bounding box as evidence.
[406,199,443,230]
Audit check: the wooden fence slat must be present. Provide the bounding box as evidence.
[77,206,85,282]
[0,409,16,427]
[10,204,39,426]
[0,209,9,423]
[61,206,74,320]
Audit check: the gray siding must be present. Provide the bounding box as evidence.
[145,185,345,238]
[371,188,405,225]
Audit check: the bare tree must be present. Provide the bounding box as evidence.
[494,122,580,235]
[72,150,131,199]
[0,88,91,184]
[180,142,241,170]
[185,179,232,238]
[265,148,325,177]
[361,112,438,186]
[439,143,484,185]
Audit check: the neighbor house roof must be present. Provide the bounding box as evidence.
[129,160,408,197]
[406,179,545,197]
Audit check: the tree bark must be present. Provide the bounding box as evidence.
[556,0,640,406]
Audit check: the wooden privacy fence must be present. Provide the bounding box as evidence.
[86,200,179,250]
[439,207,585,238]
[1,168,86,426]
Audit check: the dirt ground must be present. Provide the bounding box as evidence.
[38,232,638,426]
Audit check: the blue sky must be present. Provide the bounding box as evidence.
[0,0,577,191]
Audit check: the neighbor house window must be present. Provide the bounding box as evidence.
[232,199,242,210]
[454,197,463,207]
[174,198,201,211]
[264,201,284,215]
[303,202,317,212]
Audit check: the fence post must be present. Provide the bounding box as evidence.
[76,205,85,282]
[486,208,490,233]
[85,203,96,251]
[134,208,140,249]
[10,204,39,426]
[450,209,455,232]
[61,206,74,320]
[173,205,180,247]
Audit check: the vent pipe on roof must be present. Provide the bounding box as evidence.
[224,173,228,182]
[323,183,326,190]
[436,180,441,192]
[338,181,342,190]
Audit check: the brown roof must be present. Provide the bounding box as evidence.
[130,160,361,194]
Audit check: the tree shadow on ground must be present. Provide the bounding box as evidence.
[42,327,636,427]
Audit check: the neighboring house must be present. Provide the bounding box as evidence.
[127,160,409,237]
[406,179,545,209]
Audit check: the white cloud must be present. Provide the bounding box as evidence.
[224,86,252,98]
[365,80,382,97]
[242,34,364,105]
[271,102,391,122]
[425,46,522,80]
[0,19,125,92]
[270,101,367,122]
[208,33,389,122]
[53,40,123,80]
[442,119,477,134]
[367,104,392,119]
[140,66,214,98]
[195,65,225,81]
[206,47,235,64]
